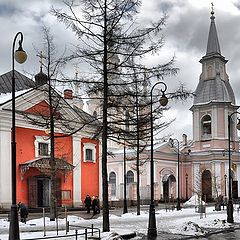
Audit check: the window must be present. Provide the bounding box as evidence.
[38,142,49,156]
[201,115,212,138]
[109,172,116,196]
[61,190,71,200]
[207,66,213,79]
[85,149,93,161]
[34,136,50,157]
[83,143,96,162]
[126,170,134,184]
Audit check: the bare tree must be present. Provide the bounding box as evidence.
[51,0,194,231]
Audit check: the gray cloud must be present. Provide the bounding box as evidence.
[0,0,239,140]
[0,3,17,16]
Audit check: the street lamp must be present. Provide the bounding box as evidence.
[186,173,188,200]
[148,81,168,238]
[123,110,129,214]
[169,138,181,210]
[9,32,27,240]
[227,111,240,223]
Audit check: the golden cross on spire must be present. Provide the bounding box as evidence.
[211,2,214,14]
[36,51,46,71]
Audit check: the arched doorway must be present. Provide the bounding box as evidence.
[202,170,212,201]
[162,174,176,202]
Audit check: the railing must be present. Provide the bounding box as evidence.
[20,207,100,240]
[21,224,100,240]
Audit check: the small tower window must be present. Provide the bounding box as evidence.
[207,66,213,79]
[202,115,212,137]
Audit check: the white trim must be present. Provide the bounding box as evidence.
[83,143,96,163]
[34,136,50,157]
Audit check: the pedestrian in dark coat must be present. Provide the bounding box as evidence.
[92,196,100,215]
[18,202,28,223]
[84,194,92,214]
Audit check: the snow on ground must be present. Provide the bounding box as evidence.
[183,195,206,206]
[1,205,240,239]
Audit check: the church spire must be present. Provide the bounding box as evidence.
[206,3,221,56]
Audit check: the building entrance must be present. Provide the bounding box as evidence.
[202,170,212,202]
[162,174,176,202]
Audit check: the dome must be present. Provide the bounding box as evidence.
[35,70,48,86]
[193,74,235,105]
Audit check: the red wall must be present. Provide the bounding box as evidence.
[81,138,99,203]
[15,127,73,206]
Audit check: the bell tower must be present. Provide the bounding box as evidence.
[190,7,239,151]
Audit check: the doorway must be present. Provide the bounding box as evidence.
[232,181,238,199]
[162,174,176,202]
[202,170,212,202]
[37,178,50,207]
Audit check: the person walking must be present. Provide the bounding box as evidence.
[18,202,28,223]
[84,194,92,214]
[92,196,100,215]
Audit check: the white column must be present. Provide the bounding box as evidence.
[0,128,12,208]
[214,161,221,198]
[73,136,81,207]
[193,163,200,194]
[212,106,217,138]
[98,140,102,201]
[237,163,240,197]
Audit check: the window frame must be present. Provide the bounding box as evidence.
[34,136,50,157]
[83,143,96,163]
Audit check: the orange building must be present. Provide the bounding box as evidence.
[0,71,101,208]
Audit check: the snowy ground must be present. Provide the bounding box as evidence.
[1,201,240,239]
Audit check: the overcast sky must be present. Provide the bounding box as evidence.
[0,0,240,141]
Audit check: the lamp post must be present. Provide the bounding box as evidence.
[186,173,188,200]
[123,142,128,213]
[227,111,240,223]
[123,110,129,214]
[169,138,181,210]
[224,174,227,197]
[148,81,168,238]
[9,32,27,240]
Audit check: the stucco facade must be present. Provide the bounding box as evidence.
[0,81,101,208]
[107,10,240,204]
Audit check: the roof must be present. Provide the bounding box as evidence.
[193,10,235,106]
[206,12,221,56]
[20,157,74,177]
[193,74,235,105]
[0,70,35,94]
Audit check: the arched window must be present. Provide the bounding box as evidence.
[109,172,116,196]
[202,115,211,137]
[207,66,213,79]
[126,170,134,184]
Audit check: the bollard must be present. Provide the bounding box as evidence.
[85,228,88,240]
[43,208,46,237]
[91,224,94,236]
[66,221,70,233]
[75,229,78,240]
[65,206,68,234]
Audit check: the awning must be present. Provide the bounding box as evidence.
[20,157,75,176]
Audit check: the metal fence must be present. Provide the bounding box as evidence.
[21,223,100,240]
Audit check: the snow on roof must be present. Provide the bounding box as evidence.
[0,89,31,104]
